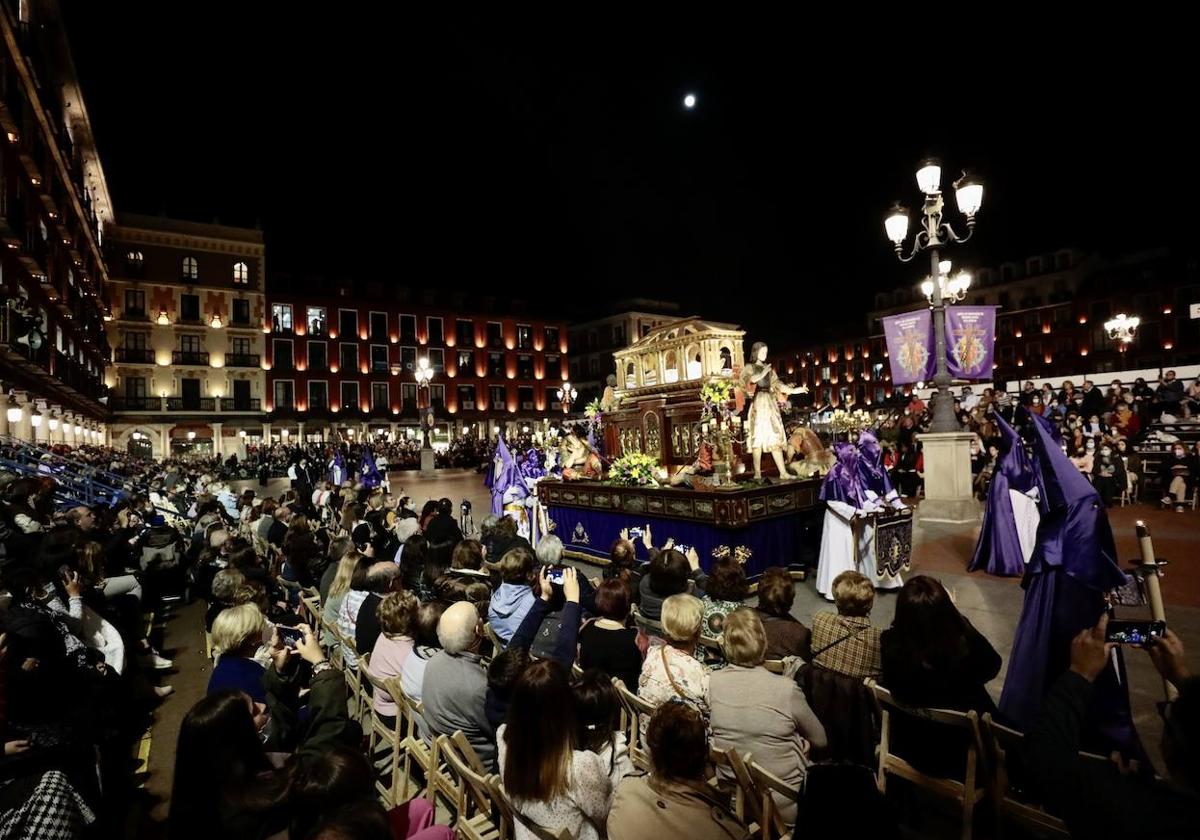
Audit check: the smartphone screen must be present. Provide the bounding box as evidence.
[278,627,304,648]
[1105,619,1166,646]
[547,565,566,585]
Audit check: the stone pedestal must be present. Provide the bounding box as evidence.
[420,446,436,477]
[915,430,980,524]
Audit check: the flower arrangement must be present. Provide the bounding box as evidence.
[584,398,603,421]
[700,378,733,407]
[607,452,660,486]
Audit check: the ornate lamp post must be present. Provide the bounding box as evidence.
[884,159,984,523]
[557,381,577,415]
[885,159,983,432]
[414,357,436,475]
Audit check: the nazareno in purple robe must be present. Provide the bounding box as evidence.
[968,411,1041,576]
[999,408,1141,758]
[486,434,525,517]
[855,430,895,499]
[819,442,867,507]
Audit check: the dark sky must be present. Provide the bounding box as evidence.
[63,6,1196,346]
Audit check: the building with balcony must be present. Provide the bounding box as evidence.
[105,214,266,459]
[779,247,1200,410]
[264,285,570,445]
[0,0,113,446]
[567,300,685,409]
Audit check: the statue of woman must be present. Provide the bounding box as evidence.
[739,341,807,481]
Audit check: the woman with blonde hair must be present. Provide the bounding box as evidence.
[710,608,826,824]
[321,549,362,646]
[637,594,710,724]
[208,603,270,702]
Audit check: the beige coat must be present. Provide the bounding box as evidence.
[607,774,750,840]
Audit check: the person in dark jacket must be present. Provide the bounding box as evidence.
[484,566,582,730]
[880,575,1001,775]
[1024,614,1199,839]
[169,624,356,840]
[1079,380,1106,420]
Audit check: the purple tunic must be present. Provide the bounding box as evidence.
[999,407,1140,758]
[968,412,1038,577]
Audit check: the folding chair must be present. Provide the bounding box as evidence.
[868,679,989,840]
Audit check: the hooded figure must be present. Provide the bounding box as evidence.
[815,443,883,600]
[968,410,1043,577]
[855,431,897,502]
[328,449,347,486]
[999,408,1140,758]
[360,446,382,489]
[486,434,525,517]
[853,430,906,591]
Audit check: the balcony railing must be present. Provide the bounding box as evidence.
[166,397,216,412]
[109,396,158,411]
[120,309,148,321]
[219,398,262,412]
[172,350,210,365]
[115,347,155,364]
[224,353,261,368]
[109,395,264,413]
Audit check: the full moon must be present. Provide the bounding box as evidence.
[683,93,696,109]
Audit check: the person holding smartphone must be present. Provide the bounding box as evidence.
[1024,614,1199,838]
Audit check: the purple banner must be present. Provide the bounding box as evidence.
[945,305,997,380]
[882,309,935,385]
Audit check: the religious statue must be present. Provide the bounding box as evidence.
[738,342,808,481]
[669,439,715,488]
[599,374,620,413]
[559,425,603,481]
[784,425,834,478]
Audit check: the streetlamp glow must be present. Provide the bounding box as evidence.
[1105,313,1140,345]
[915,159,942,195]
[884,204,909,244]
[556,380,578,414]
[954,172,984,217]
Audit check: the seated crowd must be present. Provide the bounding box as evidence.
[1,441,1197,839]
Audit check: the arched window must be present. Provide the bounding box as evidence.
[233,262,249,284]
[182,256,198,280]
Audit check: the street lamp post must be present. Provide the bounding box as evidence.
[557,381,577,415]
[885,159,984,523]
[885,159,983,432]
[414,357,435,475]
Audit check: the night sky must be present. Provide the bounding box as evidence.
[63,6,1195,346]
